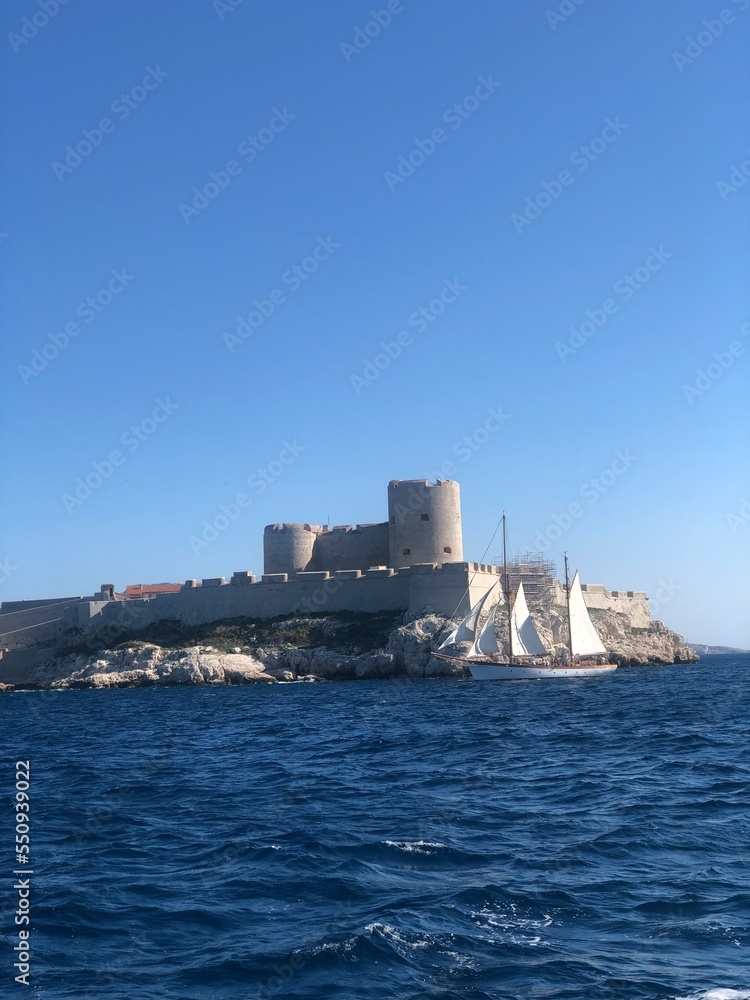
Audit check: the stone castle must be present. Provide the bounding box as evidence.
[0,478,652,673]
[263,478,463,576]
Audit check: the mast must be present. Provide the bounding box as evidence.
[564,551,573,661]
[503,513,513,661]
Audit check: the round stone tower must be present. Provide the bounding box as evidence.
[387,479,463,569]
[263,523,322,576]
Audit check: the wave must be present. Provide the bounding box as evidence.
[675,992,750,1000]
[383,839,447,855]
[12,661,750,999]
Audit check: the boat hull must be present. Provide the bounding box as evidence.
[468,662,618,680]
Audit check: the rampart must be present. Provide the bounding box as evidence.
[0,596,98,653]
[577,583,651,628]
[0,565,655,681]
[0,477,655,667]
[62,563,503,640]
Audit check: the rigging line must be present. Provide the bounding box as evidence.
[435,516,504,643]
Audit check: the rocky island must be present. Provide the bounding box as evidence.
[3,600,696,691]
[0,478,698,691]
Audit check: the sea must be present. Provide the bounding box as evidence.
[3,652,749,1000]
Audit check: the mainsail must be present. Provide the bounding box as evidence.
[438,582,499,650]
[568,571,607,656]
[510,581,547,657]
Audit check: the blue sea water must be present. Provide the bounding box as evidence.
[3,654,750,1000]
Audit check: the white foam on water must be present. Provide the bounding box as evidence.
[364,923,478,970]
[676,991,750,1000]
[472,904,554,948]
[443,950,479,970]
[303,936,358,958]
[365,922,430,949]
[383,840,445,855]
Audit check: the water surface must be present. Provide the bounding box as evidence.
[4,653,749,999]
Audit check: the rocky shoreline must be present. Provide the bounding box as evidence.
[1,608,697,691]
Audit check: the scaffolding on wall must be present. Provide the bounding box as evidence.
[492,551,558,606]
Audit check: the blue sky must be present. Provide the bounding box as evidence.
[2,0,748,647]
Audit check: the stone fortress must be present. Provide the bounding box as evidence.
[0,478,653,670]
[264,478,464,577]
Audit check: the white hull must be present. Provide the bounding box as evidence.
[468,662,618,680]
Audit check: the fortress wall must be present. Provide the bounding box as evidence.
[0,598,91,652]
[263,523,323,575]
[579,583,651,627]
[388,479,463,569]
[1,596,84,613]
[611,593,650,627]
[3,565,655,654]
[71,562,500,637]
[77,571,413,636]
[407,562,501,618]
[309,522,389,573]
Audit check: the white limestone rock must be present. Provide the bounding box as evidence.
[31,644,275,689]
[16,601,696,692]
[386,612,464,678]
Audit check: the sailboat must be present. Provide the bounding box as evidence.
[434,517,618,680]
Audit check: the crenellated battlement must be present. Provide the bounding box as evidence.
[263,478,464,577]
[0,477,656,661]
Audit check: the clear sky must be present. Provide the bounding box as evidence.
[2,0,748,647]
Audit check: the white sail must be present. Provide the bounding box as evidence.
[471,591,503,655]
[568,571,607,656]
[438,582,498,650]
[510,581,547,657]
